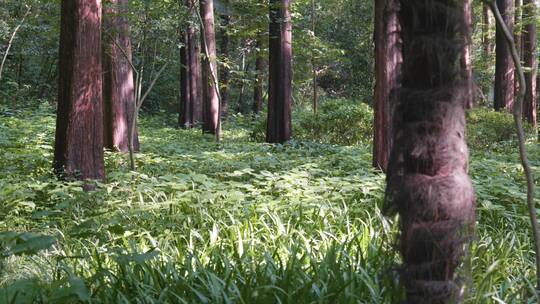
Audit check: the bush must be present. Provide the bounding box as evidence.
[250,98,373,146]
[466,108,534,149]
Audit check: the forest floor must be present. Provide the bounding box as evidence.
[0,104,539,303]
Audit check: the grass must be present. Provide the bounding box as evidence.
[0,104,539,303]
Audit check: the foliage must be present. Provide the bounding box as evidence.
[250,99,373,146]
[467,108,535,149]
[0,104,539,302]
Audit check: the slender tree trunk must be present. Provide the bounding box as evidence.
[522,0,537,127]
[253,32,265,114]
[385,0,476,302]
[266,0,292,143]
[179,30,191,127]
[103,0,139,152]
[201,0,220,135]
[514,0,522,98]
[373,0,401,172]
[219,0,230,120]
[54,0,105,183]
[483,2,493,56]
[495,0,515,111]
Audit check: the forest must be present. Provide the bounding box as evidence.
[0,0,539,303]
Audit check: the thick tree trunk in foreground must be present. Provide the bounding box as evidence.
[373,0,401,172]
[385,0,476,302]
[201,0,220,134]
[54,0,105,182]
[179,0,202,128]
[103,0,139,152]
[254,34,265,114]
[522,0,537,127]
[494,0,515,111]
[266,0,292,143]
[219,0,230,119]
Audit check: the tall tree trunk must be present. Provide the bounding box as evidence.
[253,34,265,114]
[219,0,230,120]
[514,0,522,98]
[385,0,476,302]
[201,0,220,135]
[54,0,105,182]
[179,0,202,127]
[266,0,292,143]
[522,0,537,127]
[373,0,401,172]
[494,0,515,111]
[483,2,492,56]
[103,0,139,152]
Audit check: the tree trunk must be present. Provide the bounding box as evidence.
[385,0,476,302]
[253,34,265,114]
[266,0,292,143]
[483,2,492,56]
[522,0,537,127]
[514,0,522,99]
[311,0,317,114]
[495,0,515,111]
[54,0,105,183]
[373,0,401,172]
[179,0,202,127]
[103,0,139,152]
[219,0,230,120]
[201,0,220,135]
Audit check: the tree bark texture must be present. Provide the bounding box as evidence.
[201,0,220,134]
[494,0,515,111]
[522,0,537,127]
[179,0,202,128]
[373,0,401,172]
[385,0,476,302]
[266,0,292,143]
[254,34,265,114]
[103,0,139,152]
[54,0,105,182]
[219,0,230,119]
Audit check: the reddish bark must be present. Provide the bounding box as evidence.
[266,0,292,143]
[253,34,265,114]
[103,0,139,152]
[201,0,220,135]
[373,0,401,172]
[54,0,105,182]
[522,0,537,127]
[179,0,202,128]
[494,0,515,111]
[386,0,476,301]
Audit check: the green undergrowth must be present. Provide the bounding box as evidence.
[0,104,539,303]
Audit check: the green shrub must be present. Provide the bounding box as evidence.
[250,98,373,146]
[467,108,534,149]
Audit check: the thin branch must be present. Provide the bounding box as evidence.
[487,0,540,297]
[0,6,31,82]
